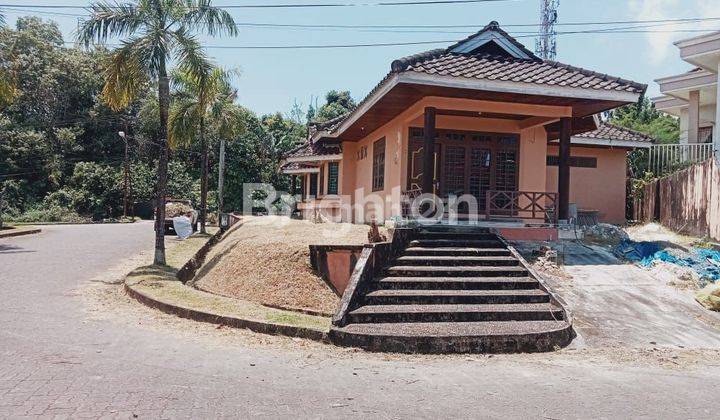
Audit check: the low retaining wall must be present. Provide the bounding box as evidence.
[331,228,415,327]
[176,229,225,283]
[0,227,41,239]
[124,282,328,342]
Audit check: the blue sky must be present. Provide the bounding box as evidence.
[3,0,719,116]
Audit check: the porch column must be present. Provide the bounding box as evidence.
[422,107,437,194]
[715,63,720,156]
[558,117,572,222]
[688,90,700,143]
[290,175,297,196]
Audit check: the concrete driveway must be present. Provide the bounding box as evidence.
[1,224,719,419]
[536,242,720,349]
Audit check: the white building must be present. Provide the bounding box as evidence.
[653,31,720,152]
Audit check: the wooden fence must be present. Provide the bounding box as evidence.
[633,158,720,240]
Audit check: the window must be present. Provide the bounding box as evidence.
[309,173,318,197]
[546,155,598,168]
[327,162,339,195]
[372,137,386,191]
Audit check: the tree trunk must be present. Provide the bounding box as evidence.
[199,116,208,234]
[154,64,170,266]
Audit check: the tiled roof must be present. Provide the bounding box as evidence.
[285,140,342,159]
[280,162,318,172]
[392,52,646,94]
[310,21,646,140]
[575,122,655,143]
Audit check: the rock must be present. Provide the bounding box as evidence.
[583,223,629,245]
[695,282,720,311]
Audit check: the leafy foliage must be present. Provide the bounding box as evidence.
[608,96,680,180]
[314,90,356,123]
[608,96,679,145]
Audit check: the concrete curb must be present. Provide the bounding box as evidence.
[124,282,329,342]
[0,228,42,239]
[124,220,330,343]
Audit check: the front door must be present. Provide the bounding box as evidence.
[407,128,440,194]
[408,129,519,212]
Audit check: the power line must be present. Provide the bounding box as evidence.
[5,5,720,30]
[61,27,720,50]
[0,1,524,9]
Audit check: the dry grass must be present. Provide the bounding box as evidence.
[194,216,382,314]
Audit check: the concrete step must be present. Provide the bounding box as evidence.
[409,239,504,248]
[395,255,520,267]
[347,303,564,323]
[415,232,499,241]
[404,247,511,257]
[329,320,574,353]
[364,289,550,305]
[418,226,493,234]
[386,265,528,277]
[376,276,539,290]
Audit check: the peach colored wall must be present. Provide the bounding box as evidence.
[546,145,628,224]
[335,96,573,223]
[325,250,359,294]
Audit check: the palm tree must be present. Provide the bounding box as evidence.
[78,0,237,265]
[169,66,241,233]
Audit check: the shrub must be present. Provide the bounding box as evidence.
[9,204,87,223]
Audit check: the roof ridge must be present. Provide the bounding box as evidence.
[391,49,447,72]
[601,122,655,140]
[543,59,647,92]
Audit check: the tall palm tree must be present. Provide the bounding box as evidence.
[169,66,241,233]
[78,0,237,265]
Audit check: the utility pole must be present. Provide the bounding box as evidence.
[0,182,4,230]
[119,129,130,218]
[217,138,227,220]
[536,0,559,60]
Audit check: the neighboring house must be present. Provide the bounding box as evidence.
[281,21,649,225]
[653,31,720,147]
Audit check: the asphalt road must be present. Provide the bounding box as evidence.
[1,224,719,419]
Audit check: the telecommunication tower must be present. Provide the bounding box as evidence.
[535,0,559,60]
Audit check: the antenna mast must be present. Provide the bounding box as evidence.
[535,0,559,60]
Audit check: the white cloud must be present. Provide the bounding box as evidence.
[629,0,720,64]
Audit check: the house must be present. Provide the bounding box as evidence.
[281,22,650,226]
[653,30,720,147]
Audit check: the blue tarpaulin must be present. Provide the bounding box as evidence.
[615,239,720,285]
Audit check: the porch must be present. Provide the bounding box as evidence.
[399,105,576,225]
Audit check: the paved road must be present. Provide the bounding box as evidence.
[1,224,719,419]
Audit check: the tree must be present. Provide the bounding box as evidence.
[78,0,237,265]
[608,96,679,144]
[0,11,15,108]
[314,90,355,122]
[169,66,239,233]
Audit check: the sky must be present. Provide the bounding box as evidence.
[3,0,720,116]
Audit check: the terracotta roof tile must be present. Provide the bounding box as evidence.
[576,122,656,143]
[285,141,343,159]
[397,53,646,94]
[280,162,319,172]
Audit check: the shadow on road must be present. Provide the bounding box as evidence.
[0,243,35,254]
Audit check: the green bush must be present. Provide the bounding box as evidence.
[9,204,87,223]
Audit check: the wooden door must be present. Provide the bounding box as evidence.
[407,130,440,194]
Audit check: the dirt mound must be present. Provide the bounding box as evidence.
[193,216,381,314]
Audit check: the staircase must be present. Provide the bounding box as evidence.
[329,226,573,353]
